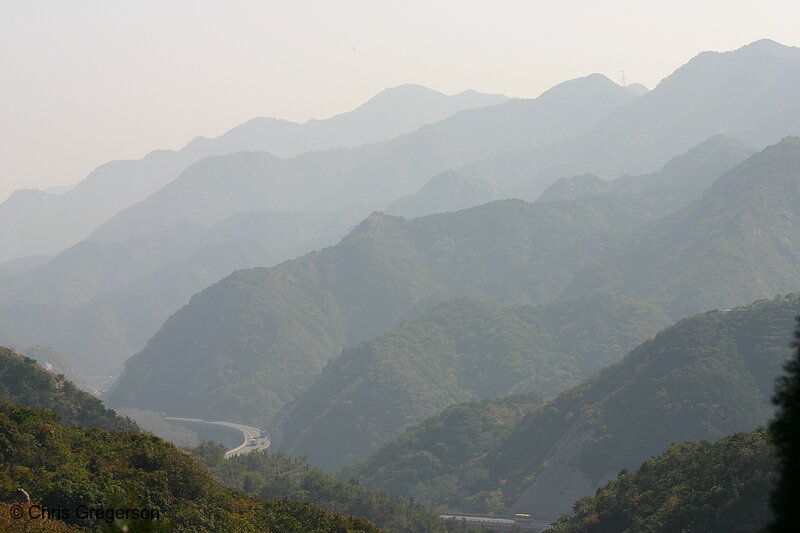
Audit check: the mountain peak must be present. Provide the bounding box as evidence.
[369,84,443,101]
[359,84,507,111]
[535,73,621,101]
[3,188,56,206]
[650,38,800,101]
[347,211,401,237]
[737,39,800,57]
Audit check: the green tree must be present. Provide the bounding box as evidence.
[769,316,800,532]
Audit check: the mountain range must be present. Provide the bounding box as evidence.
[88,73,636,243]
[106,192,657,423]
[389,133,753,219]
[3,40,798,383]
[345,295,798,521]
[108,136,800,429]
[390,39,800,213]
[0,85,506,263]
[96,37,800,247]
[3,38,798,533]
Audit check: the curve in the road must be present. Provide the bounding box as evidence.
[164,417,270,458]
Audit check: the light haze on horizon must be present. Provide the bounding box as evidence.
[2,0,799,201]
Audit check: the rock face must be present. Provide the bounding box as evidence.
[507,424,599,523]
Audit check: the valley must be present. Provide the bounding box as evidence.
[2,29,799,533]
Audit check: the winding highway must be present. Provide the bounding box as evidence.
[439,514,549,531]
[165,417,549,528]
[164,417,270,459]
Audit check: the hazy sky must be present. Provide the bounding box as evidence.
[2,0,799,201]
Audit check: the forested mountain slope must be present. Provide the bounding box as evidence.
[2,131,745,376]
[0,346,463,533]
[193,444,474,533]
[0,207,367,374]
[347,295,799,521]
[567,136,800,318]
[111,135,800,428]
[548,429,775,533]
[277,294,670,470]
[108,194,655,424]
[0,346,135,431]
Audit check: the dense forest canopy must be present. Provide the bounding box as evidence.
[347,295,799,519]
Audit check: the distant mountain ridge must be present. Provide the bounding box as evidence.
[393,39,800,212]
[88,73,636,243]
[567,39,800,176]
[537,135,754,209]
[391,134,753,219]
[0,85,506,262]
[184,84,508,157]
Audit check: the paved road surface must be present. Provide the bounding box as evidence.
[440,514,549,531]
[165,417,270,459]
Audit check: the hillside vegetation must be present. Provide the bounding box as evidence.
[0,345,460,533]
[344,393,543,516]
[278,294,670,469]
[0,402,380,532]
[572,136,800,318]
[347,295,799,520]
[0,208,367,375]
[548,428,775,533]
[108,193,656,424]
[0,346,136,432]
[193,444,483,533]
[111,137,800,430]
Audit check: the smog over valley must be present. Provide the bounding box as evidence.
[2,2,800,532]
